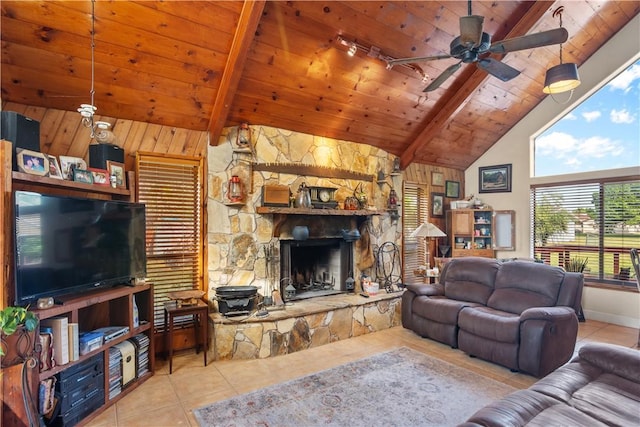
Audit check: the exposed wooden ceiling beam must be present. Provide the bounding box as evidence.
[400,0,556,169]
[208,0,266,146]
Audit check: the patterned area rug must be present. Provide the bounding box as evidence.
[193,347,516,427]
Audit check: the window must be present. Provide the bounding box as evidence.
[402,182,427,284]
[531,177,640,288]
[136,153,204,329]
[533,59,639,177]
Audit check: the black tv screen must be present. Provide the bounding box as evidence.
[14,191,146,305]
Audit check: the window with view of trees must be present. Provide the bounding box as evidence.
[531,59,639,288]
[532,179,640,287]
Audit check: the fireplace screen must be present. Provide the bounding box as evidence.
[280,238,353,301]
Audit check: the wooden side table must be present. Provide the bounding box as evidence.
[163,300,208,374]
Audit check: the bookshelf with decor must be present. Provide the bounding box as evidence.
[1,139,154,426]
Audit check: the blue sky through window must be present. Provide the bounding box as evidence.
[534,59,640,177]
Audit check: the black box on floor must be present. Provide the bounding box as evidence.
[0,111,41,170]
[89,143,124,169]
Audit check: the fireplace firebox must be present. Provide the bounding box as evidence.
[280,238,354,301]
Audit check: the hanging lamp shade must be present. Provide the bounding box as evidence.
[543,63,580,94]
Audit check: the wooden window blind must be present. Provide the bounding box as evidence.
[402,182,428,284]
[136,153,204,328]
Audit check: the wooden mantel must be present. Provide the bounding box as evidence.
[256,206,380,237]
[256,207,378,216]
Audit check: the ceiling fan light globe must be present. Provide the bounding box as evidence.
[543,63,580,94]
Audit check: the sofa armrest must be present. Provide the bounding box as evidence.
[578,343,640,383]
[520,306,576,322]
[518,306,578,377]
[404,283,444,296]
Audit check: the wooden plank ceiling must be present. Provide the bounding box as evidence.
[1,1,638,170]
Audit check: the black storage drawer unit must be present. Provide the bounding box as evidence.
[53,353,105,426]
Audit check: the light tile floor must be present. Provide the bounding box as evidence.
[85,320,639,427]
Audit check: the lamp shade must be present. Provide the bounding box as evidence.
[543,63,580,94]
[409,222,446,238]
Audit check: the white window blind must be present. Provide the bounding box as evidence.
[531,178,639,287]
[403,182,427,285]
[136,153,204,328]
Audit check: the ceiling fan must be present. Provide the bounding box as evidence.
[386,0,568,92]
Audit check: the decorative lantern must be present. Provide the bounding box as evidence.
[285,283,297,300]
[235,122,251,148]
[388,189,398,209]
[227,175,244,203]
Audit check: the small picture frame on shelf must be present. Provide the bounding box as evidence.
[445,180,460,198]
[59,156,87,180]
[47,155,63,179]
[17,149,49,176]
[431,171,444,186]
[431,192,444,218]
[106,161,126,189]
[479,164,512,193]
[73,168,94,184]
[88,168,109,186]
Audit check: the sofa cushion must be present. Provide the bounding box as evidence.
[412,296,478,324]
[457,306,520,343]
[442,257,499,305]
[487,261,564,314]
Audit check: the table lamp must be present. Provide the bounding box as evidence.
[409,222,447,268]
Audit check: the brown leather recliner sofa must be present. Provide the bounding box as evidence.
[462,343,640,426]
[402,257,583,377]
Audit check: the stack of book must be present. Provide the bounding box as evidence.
[130,333,150,377]
[107,347,122,400]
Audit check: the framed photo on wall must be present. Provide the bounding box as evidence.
[431,171,444,186]
[445,180,460,198]
[479,164,512,193]
[431,192,445,218]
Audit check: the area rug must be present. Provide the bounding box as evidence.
[193,347,516,427]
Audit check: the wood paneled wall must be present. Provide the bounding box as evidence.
[1,102,209,170]
[404,162,465,231]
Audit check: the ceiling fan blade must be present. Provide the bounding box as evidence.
[489,27,569,54]
[460,15,484,48]
[423,62,462,92]
[386,54,452,69]
[477,58,520,82]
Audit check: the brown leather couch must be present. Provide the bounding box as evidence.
[462,343,640,426]
[402,257,583,377]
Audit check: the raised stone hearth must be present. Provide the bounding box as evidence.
[209,292,402,360]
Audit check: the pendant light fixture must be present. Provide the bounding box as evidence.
[77,0,111,138]
[543,7,580,101]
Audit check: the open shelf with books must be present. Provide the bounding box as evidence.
[32,284,154,424]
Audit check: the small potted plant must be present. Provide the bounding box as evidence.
[0,306,38,367]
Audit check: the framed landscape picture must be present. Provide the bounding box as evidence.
[479,164,512,193]
[431,192,444,218]
[445,180,460,198]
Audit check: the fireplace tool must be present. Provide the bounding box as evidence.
[375,241,404,293]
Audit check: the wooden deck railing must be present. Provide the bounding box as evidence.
[534,245,634,281]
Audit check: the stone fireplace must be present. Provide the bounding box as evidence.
[280,238,354,300]
[205,125,405,360]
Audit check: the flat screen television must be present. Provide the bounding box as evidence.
[14,191,146,305]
